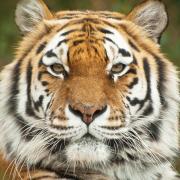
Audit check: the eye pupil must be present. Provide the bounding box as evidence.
[51,64,64,74]
[111,63,125,74]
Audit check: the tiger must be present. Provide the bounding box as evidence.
[0,0,179,179]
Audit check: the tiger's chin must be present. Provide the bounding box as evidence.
[65,136,111,166]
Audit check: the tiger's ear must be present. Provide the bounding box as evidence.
[126,0,168,43]
[15,0,53,34]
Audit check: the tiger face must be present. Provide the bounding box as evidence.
[39,19,134,163]
[0,0,179,178]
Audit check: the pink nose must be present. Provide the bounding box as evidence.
[68,104,107,125]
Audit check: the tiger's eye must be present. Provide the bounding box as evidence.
[111,63,125,74]
[50,64,65,74]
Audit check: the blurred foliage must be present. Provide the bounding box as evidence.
[0,0,179,176]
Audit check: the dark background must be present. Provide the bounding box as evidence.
[0,0,179,176]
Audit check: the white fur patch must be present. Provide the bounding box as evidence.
[65,137,111,165]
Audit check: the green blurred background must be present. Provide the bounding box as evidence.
[0,0,179,177]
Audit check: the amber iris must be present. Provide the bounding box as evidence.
[50,64,65,74]
[111,63,125,74]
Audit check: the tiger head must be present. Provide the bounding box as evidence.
[0,0,179,171]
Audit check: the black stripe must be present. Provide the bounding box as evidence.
[154,55,167,107]
[126,68,137,74]
[57,39,69,47]
[146,120,161,141]
[33,95,44,112]
[42,81,49,86]
[106,16,122,20]
[143,58,151,101]
[38,58,43,68]
[127,77,138,89]
[104,37,118,47]
[36,42,47,54]
[26,61,40,118]
[101,20,118,29]
[46,50,57,58]
[119,48,131,57]
[50,125,73,131]
[126,153,138,161]
[98,28,113,34]
[126,96,143,106]
[100,126,122,130]
[126,58,153,113]
[104,48,109,62]
[142,104,153,116]
[73,40,84,46]
[37,72,43,81]
[105,37,131,57]
[61,29,78,36]
[133,55,138,65]
[45,97,52,114]
[128,40,140,52]
[9,61,21,113]
[141,58,154,115]
[55,173,80,180]
[56,22,77,33]
[59,16,75,20]
[45,89,50,93]
[110,156,125,165]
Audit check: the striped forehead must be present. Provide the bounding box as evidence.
[42,30,69,66]
[42,22,133,65]
[103,27,132,65]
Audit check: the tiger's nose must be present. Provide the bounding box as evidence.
[68,104,107,125]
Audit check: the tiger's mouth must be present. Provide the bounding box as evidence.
[47,125,135,162]
[81,133,96,139]
[72,132,129,153]
[65,133,112,165]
